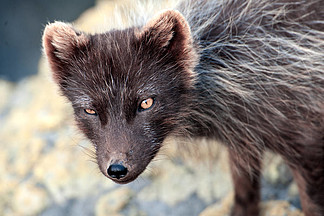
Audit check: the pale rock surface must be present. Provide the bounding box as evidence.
[95,187,133,216]
[199,192,303,216]
[11,180,49,216]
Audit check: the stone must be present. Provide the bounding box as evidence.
[138,159,198,206]
[199,192,233,216]
[260,200,304,216]
[263,153,293,185]
[0,80,13,112]
[138,143,232,206]
[74,0,180,33]
[288,182,299,198]
[33,137,115,204]
[139,138,231,205]
[199,192,304,216]
[95,187,134,216]
[11,181,49,216]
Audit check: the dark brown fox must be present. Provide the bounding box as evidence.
[43,0,324,215]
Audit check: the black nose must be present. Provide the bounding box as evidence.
[107,164,128,179]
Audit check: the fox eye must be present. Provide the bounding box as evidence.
[84,108,97,115]
[139,98,155,111]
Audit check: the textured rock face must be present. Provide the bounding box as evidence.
[200,193,303,216]
[0,0,302,215]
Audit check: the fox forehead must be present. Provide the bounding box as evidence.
[67,32,162,125]
[77,30,165,90]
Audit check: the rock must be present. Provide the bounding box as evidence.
[288,182,299,198]
[0,80,14,112]
[260,200,304,216]
[199,192,233,216]
[9,136,45,177]
[33,136,115,204]
[263,153,293,185]
[199,192,304,216]
[74,0,180,33]
[138,159,199,206]
[11,181,49,216]
[95,187,134,216]
[138,140,232,206]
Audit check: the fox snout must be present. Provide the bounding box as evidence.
[99,151,131,183]
[98,140,158,184]
[107,163,128,180]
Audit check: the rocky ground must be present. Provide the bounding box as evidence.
[0,0,304,215]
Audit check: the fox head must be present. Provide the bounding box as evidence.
[43,10,198,183]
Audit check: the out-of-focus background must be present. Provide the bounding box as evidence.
[0,0,303,215]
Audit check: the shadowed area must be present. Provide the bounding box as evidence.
[0,0,95,81]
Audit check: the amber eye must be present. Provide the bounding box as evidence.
[84,108,97,115]
[139,98,155,111]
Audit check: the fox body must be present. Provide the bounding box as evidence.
[43,0,324,215]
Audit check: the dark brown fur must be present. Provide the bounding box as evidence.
[43,0,324,215]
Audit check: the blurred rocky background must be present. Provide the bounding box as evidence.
[0,0,303,215]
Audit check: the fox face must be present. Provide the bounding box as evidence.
[43,10,197,183]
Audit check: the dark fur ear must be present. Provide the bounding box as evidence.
[136,10,198,69]
[42,22,89,84]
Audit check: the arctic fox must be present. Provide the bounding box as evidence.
[43,0,324,215]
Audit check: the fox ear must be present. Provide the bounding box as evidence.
[136,10,197,68]
[42,22,89,84]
